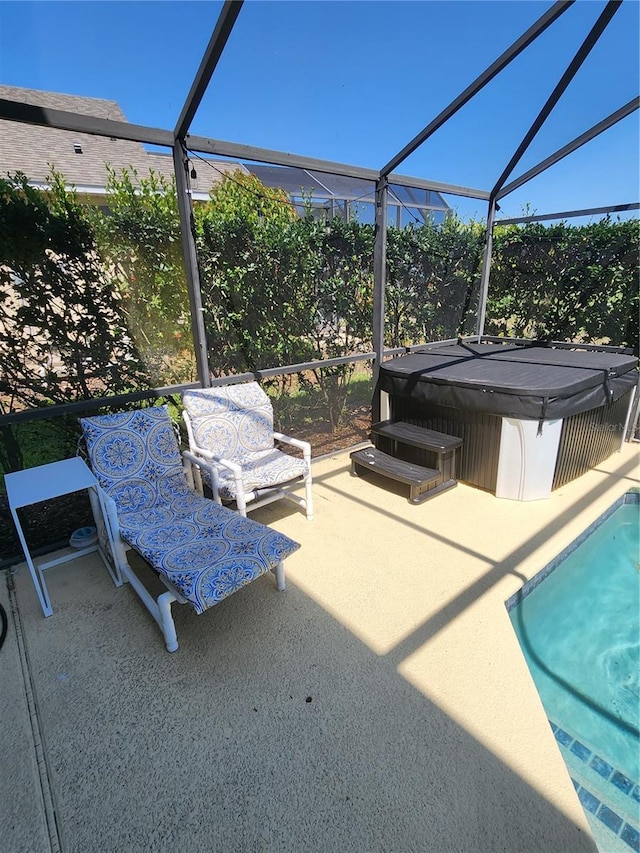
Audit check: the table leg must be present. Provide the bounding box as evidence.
[9,506,53,617]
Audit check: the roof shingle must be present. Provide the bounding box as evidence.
[0,85,243,195]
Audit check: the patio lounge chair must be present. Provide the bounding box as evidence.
[80,405,300,652]
[182,383,314,520]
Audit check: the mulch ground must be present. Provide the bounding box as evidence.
[0,490,94,569]
[286,405,371,457]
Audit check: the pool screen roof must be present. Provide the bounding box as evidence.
[0,0,637,391]
[245,164,450,212]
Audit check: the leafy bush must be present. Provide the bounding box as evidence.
[487,218,639,347]
[90,167,195,384]
[197,186,375,428]
[386,216,484,346]
[195,173,314,376]
[0,170,146,472]
[1,165,638,474]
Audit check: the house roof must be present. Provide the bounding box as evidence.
[0,85,448,219]
[0,85,244,197]
[145,151,246,198]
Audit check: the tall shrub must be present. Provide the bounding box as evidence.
[195,171,311,377]
[303,216,374,429]
[0,171,145,473]
[487,218,639,347]
[386,216,484,346]
[196,175,376,429]
[90,167,195,384]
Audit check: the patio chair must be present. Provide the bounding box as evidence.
[79,405,300,652]
[182,383,314,520]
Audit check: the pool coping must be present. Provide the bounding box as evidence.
[551,720,640,851]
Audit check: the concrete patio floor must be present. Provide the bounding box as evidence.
[2,440,638,853]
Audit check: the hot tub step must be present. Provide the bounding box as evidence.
[372,420,463,452]
[350,446,456,503]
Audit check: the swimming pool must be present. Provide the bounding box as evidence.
[507,492,639,852]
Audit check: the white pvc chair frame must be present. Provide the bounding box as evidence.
[93,450,286,653]
[182,410,314,521]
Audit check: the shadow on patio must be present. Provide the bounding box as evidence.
[3,442,637,853]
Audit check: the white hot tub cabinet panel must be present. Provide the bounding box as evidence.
[496,417,563,501]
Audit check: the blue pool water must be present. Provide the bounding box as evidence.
[508,495,640,850]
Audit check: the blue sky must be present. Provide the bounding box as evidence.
[0,0,638,221]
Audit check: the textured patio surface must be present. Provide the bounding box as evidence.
[2,440,638,853]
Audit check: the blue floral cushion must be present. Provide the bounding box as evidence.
[211,449,306,501]
[182,385,307,500]
[182,383,275,454]
[80,406,300,614]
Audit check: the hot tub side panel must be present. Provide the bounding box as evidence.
[552,390,634,489]
[389,388,635,494]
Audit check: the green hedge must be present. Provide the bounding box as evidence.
[487,219,639,346]
[1,168,637,476]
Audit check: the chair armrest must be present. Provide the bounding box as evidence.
[186,444,246,510]
[186,443,243,478]
[181,450,222,501]
[273,432,312,459]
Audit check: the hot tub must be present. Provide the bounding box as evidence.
[377,340,638,500]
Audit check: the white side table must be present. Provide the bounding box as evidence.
[5,457,122,617]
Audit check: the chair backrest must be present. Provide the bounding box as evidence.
[182,383,274,459]
[80,405,188,511]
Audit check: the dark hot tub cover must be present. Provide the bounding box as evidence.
[378,342,638,421]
